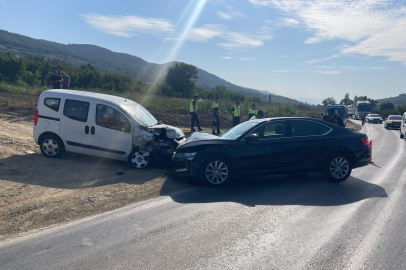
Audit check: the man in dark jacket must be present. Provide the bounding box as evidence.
[49,70,61,89]
[323,108,344,127]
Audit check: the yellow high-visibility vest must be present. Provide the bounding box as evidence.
[233,106,240,117]
[190,100,197,112]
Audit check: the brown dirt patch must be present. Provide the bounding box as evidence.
[0,113,191,241]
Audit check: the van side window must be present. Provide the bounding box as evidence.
[96,104,131,133]
[44,98,61,112]
[63,99,89,122]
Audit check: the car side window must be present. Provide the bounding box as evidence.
[63,99,89,122]
[252,121,285,139]
[44,98,61,112]
[291,120,331,137]
[96,104,131,133]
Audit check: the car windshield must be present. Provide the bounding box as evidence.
[370,114,380,117]
[326,107,346,117]
[121,103,158,127]
[219,121,259,140]
[389,116,402,120]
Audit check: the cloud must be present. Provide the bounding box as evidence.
[81,14,173,37]
[219,32,265,49]
[217,6,245,20]
[248,0,406,64]
[317,70,341,75]
[304,54,339,64]
[223,56,233,60]
[240,57,255,61]
[370,67,388,70]
[279,18,300,28]
[188,24,224,42]
[273,70,291,73]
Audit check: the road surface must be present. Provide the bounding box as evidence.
[1,122,406,270]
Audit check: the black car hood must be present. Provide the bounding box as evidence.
[178,132,235,149]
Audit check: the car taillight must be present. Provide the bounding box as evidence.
[34,109,38,125]
[361,137,369,145]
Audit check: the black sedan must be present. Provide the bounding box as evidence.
[171,118,371,187]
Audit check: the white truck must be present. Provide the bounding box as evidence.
[353,101,372,120]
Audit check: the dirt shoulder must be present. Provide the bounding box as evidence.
[0,113,193,241]
[346,119,363,132]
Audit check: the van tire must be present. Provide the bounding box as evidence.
[400,131,404,139]
[128,150,152,169]
[39,135,64,158]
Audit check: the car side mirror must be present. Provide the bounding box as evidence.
[158,120,163,124]
[246,133,259,142]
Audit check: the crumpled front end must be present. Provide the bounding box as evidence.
[132,124,186,167]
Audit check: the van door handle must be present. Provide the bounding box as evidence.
[85,126,89,134]
[91,126,95,135]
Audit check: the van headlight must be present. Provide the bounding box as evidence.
[175,152,197,160]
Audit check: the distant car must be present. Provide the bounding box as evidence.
[400,113,406,139]
[323,104,348,127]
[365,114,383,124]
[384,115,402,129]
[171,117,371,187]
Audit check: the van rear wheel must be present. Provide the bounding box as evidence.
[39,135,64,158]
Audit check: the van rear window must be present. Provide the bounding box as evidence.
[44,98,61,112]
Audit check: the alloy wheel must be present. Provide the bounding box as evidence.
[130,151,149,169]
[42,139,59,156]
[205,161,228,185]
[330,157,350,179]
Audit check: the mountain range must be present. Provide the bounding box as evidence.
[0,29,300,104]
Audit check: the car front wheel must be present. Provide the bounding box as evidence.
[324,153,352,183]
[128,150,151,169]
[200,156,232,187]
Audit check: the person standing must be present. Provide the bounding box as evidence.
[212,96,220,135]
[248,104,258,120]
[362,114,366,126]
[231,101,241,127]
[49,70,61,89]
[60,72,71,89]
[190,95,203,132]
[250,110,264,120]
[323,108,344,127]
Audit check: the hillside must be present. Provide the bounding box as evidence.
[378,93,406,106]
[0,29,299,104]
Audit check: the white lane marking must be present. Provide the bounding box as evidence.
[82,238,94,246]
[347,165,406,270]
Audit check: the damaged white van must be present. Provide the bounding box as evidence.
[33,90,185,168]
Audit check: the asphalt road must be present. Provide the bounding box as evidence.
[1,121,406,270]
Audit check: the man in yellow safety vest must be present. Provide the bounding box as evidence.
[231,101,241,127]
[190,95,203,132]
[250,110,264,120]
[248,104,258,120]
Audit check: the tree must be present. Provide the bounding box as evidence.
[165,63,198,98]
[379,101,395,110]
[340,93,352,105]
[322,97,336,107]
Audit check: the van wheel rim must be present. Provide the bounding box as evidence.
[330,157,349,179]
[131,151,149,169]
[42,139,59,156]
[206,161,228,184]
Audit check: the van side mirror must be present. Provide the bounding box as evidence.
[246,133,259,142]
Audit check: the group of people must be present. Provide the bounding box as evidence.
[50,70,70,89]
[189,95,265,135]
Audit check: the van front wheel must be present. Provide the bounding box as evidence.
[128,150,152,169]
[40,135,64,158]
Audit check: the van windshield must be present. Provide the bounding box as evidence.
[122,103,158,127]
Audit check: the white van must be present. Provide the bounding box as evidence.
[401,112,406,139]
[33,90,185,168]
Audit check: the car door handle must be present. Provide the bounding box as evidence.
[91,126,95,135]
[85,126,89,134]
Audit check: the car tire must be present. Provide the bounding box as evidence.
[323,153,352,183]
[128,150,152,169]
[199,156,232,187]
[400,131,404,139]
[39,134,64,158]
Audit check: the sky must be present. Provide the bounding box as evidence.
[0,0,405,104]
